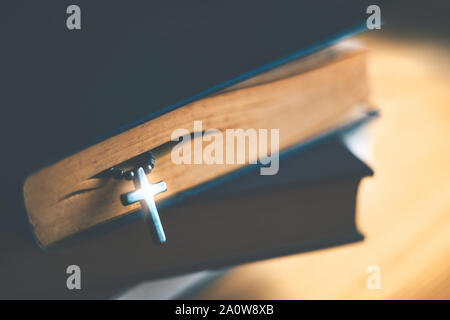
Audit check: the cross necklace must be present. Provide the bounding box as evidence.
[118,156,168,244]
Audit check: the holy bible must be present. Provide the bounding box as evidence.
[0,1,377,298]
[23,41,372,247]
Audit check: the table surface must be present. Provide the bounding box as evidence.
[195,34,450,299]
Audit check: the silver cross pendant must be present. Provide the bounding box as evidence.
[121,167,167,244]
